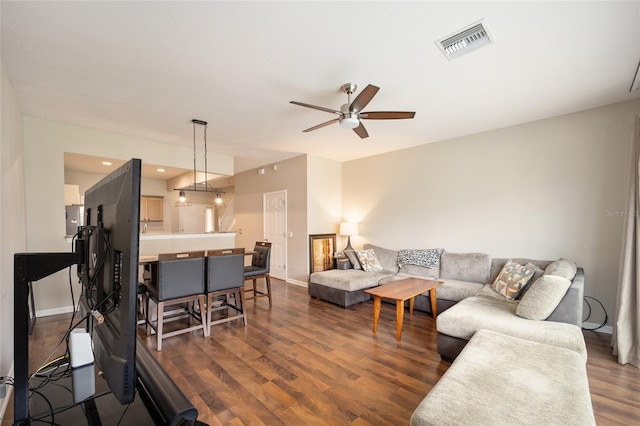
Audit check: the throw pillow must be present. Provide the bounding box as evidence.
[343,249,362,270]
[397,248,445,268]
[364,244,399,272]
[544,259,577,280]
[516,275,572,320]
[355,249,384,272]
[517,267,545,300]
[491,259,537,300]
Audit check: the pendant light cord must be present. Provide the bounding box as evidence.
[204,122,208,190]
[193,120,197,189]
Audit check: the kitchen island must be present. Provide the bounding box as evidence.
[139,232,236,255]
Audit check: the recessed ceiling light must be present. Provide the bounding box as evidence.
[102,161,112,166]
[157,168,165,173]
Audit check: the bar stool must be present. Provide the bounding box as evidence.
[206,248,246,331]
[145,251,208,351]
[244,241,272,305]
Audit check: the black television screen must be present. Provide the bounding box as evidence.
[78,158,141,405]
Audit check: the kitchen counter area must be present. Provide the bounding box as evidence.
[65,232,237,255]
[139,232,236,255]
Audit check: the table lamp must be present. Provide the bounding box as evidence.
[339,222,359,251]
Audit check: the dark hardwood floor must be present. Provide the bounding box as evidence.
[13,279,640,425]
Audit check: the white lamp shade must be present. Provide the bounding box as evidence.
[339,222,359,236]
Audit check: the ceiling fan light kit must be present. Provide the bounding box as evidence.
[290,82,415,139]
[340,114,360,129]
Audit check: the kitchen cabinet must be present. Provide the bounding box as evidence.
[140,196,164,222]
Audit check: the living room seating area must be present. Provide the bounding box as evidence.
[309,243,593,424]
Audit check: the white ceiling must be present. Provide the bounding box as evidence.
[2,1,640,174]
[64,152,189,180]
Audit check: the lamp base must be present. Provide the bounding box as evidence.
[343,236,353,252]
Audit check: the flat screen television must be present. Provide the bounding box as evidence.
[78,158,141,405]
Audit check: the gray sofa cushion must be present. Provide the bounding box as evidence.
[309,269,394,292]
[436,278,484,302]
[363,243,399,273]
[545,259,578,280]
[436,287,587,360]
[440,253,491,283]
[343,249,361,270]
[516,275,572,320]
[398,263,439,278]
[412,329,595,426]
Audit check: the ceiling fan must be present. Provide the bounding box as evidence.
[290,83,415,139]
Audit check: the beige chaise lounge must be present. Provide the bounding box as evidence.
[411,329,595,426]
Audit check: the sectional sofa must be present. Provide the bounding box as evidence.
[309,244,593,424]
[308,244,583,328]
[309,244,584,357]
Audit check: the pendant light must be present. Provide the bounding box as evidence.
[174,119,219,207]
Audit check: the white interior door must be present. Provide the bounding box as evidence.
[264,191,287,280]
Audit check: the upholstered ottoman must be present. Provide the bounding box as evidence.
[411,329,595,426]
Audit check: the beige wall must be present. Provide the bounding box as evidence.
[307,155,343,246]
[1,57,27,408]
[343,99,640,326]
[234,155,308,284]
[22,117,234,314]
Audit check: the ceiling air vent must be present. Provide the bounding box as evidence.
[436,19,493,60]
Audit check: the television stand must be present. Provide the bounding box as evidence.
[14,251,202,425]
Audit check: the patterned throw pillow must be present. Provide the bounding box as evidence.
[397,248,445,268]
[491,259,537,300]
[355,249,384,272]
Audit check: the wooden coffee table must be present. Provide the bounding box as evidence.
[365,277,442,342]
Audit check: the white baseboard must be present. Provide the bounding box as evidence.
[36,305,75,318]
[583,322,613,334]
[286,278,308,287]
[0,363,14,422]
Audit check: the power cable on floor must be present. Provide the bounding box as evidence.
[582,296,608,331]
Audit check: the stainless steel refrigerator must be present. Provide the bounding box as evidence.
[65,205,84,236]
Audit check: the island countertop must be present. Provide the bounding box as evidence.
[140,232,236,240]
[139,232,236,254]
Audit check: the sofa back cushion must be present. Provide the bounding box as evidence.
[399,263,439,278]
[363,244,399,272]
[440,253,491,283]
[544,259,578,280]
[516,275,572,320]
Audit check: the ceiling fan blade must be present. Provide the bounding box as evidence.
[290,101,341,115]
[349,84,380,113]
[353,122,369,139]
[360,111,416,120]
[302,118,339,132]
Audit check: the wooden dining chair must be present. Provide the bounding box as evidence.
[244,241,272,305]
[206,248,246,331]
[145,251,208,351]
